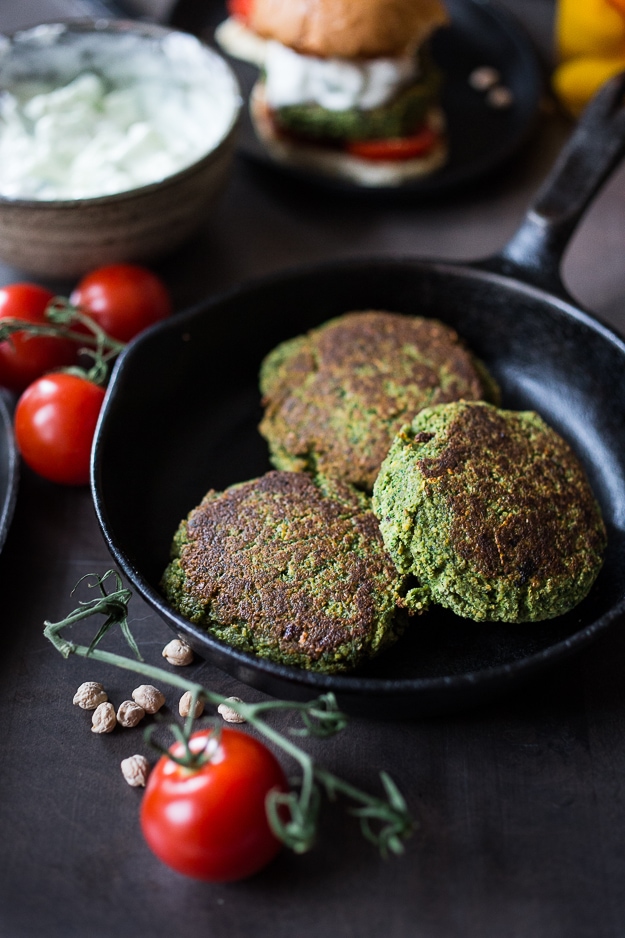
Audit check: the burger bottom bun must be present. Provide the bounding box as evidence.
[250,82,448,187]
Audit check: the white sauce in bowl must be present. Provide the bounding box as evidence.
[0,24,241,201]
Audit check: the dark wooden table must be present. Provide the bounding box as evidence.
[2,2,625,937]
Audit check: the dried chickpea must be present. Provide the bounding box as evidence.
[117,700,145,728]
[217,697,246,724]
[132,684,165,714]
[162,638,194,666]
[179,691,204,718]
[73,681,107,710]
[487,86,514,109]
[91,701,116,734]
[469,65,500,91]
[121,754,150,787]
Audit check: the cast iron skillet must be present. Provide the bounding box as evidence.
[92,75,625,718]
[0,392,18,556]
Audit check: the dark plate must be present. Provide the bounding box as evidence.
[0,392,18,555]
[168,0,543,196]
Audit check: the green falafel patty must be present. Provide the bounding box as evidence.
[372,401,607,622]
[259,310,499,492]
[161,470,415,673]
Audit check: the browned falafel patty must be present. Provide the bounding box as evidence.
[259,310,498,491]
[161,470,414,673]
[373,401,607,621]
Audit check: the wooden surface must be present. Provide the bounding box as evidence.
[2,2,625,937]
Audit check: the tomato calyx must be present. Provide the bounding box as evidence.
[145,716,223,770]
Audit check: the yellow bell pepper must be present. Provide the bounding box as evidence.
[553,0,625,116]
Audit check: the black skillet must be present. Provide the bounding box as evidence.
[92,74,625,719]
[0,391,18,555]
[168,0,543,197]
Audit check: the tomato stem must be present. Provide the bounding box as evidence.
[43,570,416,859]
[0,298,126,389]
[46,298,126,356]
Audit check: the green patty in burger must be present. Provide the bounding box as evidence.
[271,48,442,142]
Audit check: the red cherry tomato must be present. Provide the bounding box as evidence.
[70,263,172,344]
[346,126,439,162]
[140,728,289,882]
[0,283,78,392]
[14,373,105,485]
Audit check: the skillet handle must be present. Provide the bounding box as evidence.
[479,71,625,296]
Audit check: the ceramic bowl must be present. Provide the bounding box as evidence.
[0,20,241,278]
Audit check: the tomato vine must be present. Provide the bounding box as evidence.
[0,266,170,484]
[44,570,416,864]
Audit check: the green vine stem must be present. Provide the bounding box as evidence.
[0,297,126,386]
[44,571,415,858]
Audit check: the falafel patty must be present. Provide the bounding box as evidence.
[161,470,415,673]
[259,310,499,492]
[372,401,607,622]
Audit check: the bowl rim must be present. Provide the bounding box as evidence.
[0,17,243,208]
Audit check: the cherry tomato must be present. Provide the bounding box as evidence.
[0,283,78,392]
[14,373,105,485]
[346,126,439,162]
[70,263,172,344]
[140,728,289,882]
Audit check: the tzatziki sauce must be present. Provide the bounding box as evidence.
[264,41,418,112]
[0,25,240,201]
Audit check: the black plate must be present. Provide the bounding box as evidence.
[92,76,625,719]
[169,0,543,196]
[0,392,18,555]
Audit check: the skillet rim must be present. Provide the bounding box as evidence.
[91,253,625,703]
[0,391,19,556]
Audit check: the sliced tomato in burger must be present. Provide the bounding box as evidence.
[345,126,439,162]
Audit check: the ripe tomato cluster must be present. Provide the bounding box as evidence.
[0,263,171,485]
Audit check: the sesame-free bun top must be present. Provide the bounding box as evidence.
[248,0,449,59]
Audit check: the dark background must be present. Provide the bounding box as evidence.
[3,2,625,937]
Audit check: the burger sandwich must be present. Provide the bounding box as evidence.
[218,0,450,186]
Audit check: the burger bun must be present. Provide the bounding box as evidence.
[248,0,449,59]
